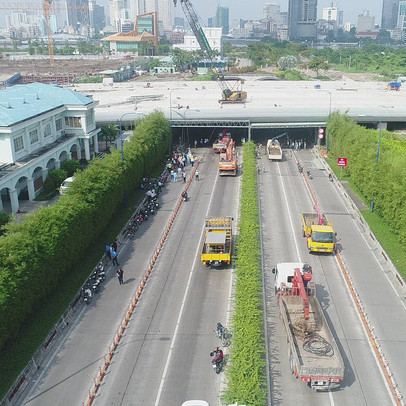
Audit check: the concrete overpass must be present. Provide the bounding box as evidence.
[74,77,406,139]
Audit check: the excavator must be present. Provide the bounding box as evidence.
[218,138,237,176]
[173,0,248,104]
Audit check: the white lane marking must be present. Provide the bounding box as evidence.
[328,391,335,406]
[23,305,88,405]
[334,254,397,405]
[278,159,336,406]
[277,162,302,262]
[329,166,403,302]
[154,166,220,406]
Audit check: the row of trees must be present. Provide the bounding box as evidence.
[224,142,266,406]
[328,113,406,245]
[0,112,171,351]
[225,41,406,79]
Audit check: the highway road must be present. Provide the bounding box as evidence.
[21,149,239,406]
[260,147,401,406]
[19,143,406,406]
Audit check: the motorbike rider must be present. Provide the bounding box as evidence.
[328,172,333,182]
[210,347,224,366]
[181,191,188,201]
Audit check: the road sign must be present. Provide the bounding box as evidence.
[318,128,325,139]
[337,157,347,167]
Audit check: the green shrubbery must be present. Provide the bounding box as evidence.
[43,168,68,193]
[0,111,171,351]
[328,113,406,246]
[224,142,266,406]
[61,159,80,177]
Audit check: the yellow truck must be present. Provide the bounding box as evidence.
[302,208,336,253]
[201,217,232,267]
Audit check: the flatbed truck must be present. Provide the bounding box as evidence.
[273,262,344,391]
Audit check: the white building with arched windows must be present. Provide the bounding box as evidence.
[0,83,100,213]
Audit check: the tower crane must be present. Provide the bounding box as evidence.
[173,0,247,104]
[0,1,89,66]
[173,0,213,59]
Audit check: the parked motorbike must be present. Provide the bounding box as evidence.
[306,171,313,180]
[83,287,92,305]
[210,347,224,374]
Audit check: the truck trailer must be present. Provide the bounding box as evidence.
[273,262,344,391]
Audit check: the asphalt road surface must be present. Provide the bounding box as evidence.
[259,147,401,406]
[19,145,406,406]
[21,149,239,406]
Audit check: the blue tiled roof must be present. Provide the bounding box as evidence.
[0,83,94,127]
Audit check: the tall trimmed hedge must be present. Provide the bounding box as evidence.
[328,113,406,245]
[224,142,267,406]
[0,112,171,350]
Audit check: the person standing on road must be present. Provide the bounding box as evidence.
[111,249,119,266]
[116,268,124,285]
[191,156,195,167]
[195,170,199,181]
[105,243,111,260]
[111,239,117,254]
[182,171,186,183]
[194,139,197,149]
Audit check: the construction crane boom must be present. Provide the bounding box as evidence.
[44,0,54,66]
[173,0,212,59]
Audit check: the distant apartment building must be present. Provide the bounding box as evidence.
[382,0,401,29]
[143,0,172,31]
[172,27,222,53]
[66,0,90,33]
[215,6,229,35]
[263,3,281,21]
[288,0,317,40]
[92,4,106,33]
[323,5,338,22]
[357,10,375,32]
[263,3,285,36]
[397,1,406,37]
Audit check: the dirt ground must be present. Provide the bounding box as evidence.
[0,57,135,77]
[0,57,380,82]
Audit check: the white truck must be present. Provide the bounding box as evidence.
[266,139,282,160]
[272,262,344,391]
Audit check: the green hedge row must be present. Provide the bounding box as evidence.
[328,113,406,245]
[224,142,267,406]
[0,112,171,351]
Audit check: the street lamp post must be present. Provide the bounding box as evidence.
[317,89,332,152]
[119,112,139,207]
[359,114,382,213]
[169,87,182,123]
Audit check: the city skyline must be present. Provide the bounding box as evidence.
[173,0,383,26]
[0,0,387,30]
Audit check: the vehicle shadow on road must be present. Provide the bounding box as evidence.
[317,284,356,389]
